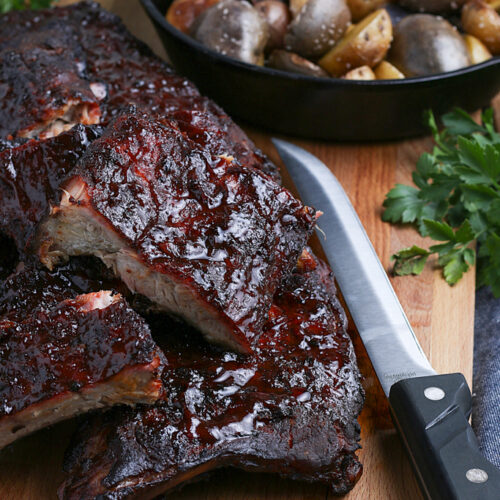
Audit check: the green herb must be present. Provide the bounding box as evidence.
[0,0,53,13]
[382,108,500,297]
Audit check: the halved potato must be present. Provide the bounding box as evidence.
[267,49,329,76]
[342,65,376,79]
[374,60,405,79]
[463,34,493,64]
[318,9,392,77]
[462,0,500,54]
[347,0,387,21]
[397,0,465,13]
[389,14,470,76]
[166,0,220,33]
[255,1,290,50]
[284,0,351,58]
[192,0,269,65]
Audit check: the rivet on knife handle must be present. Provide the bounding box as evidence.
[389,373,500,500]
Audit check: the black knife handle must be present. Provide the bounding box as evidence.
[389,373,500,500]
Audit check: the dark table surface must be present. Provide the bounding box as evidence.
[472,287,500,467]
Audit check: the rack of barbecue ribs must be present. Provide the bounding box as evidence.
[0,1,365,497]
[0,264,166,451]
[37,109,317,353]
[60,250,364,499]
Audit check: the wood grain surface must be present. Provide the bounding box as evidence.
[1,1,494,498]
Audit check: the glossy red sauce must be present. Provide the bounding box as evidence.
[61,251,364,497]
[65,110,315,348]
[0,263,162,419]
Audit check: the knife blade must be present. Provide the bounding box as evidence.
[273,138,500,500]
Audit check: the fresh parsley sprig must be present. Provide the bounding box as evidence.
[0,0,53,13]
[382,108,500,298]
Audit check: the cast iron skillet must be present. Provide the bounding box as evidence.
[141,0,500,141]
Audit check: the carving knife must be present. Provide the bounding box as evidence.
[273,138,500,500]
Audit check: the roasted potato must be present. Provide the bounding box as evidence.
[318,9,392,77]
[267,49,329,76]
[397,0,465,13]
[374,60,405,78]
[166,0,220,33]
[192,0,269,65]
[389,14,470,76]
[284,0,351,59]
[254,1,290,50]
[289,0,309,17]
[342,65,376,79]
[463,34,493,63]
[462,0,500,54]
[347,0,387,21]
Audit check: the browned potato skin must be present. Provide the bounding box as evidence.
[318,9,393,77]
[374,60,405,78]
[398,0,466,13]
[284,0,352,59]
[166,0,220,33]
[267,49,329,76]
[192,0,269,65]
[462,0,500,54]
[389,14,470,76]
[463,34,493,63]
[255,1,291,50]
[347,0,387,21]
[342,65,376,79]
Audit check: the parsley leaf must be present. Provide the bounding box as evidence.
[0,0,53,13]
[383,108,500,297]
[391,246,430,276]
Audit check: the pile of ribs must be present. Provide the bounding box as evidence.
[0,1,364,498]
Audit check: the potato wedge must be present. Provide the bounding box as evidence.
[166,0,220,33]
[463,34,493,64]
[389,14,470,76]
[342,65,376,79]
[462,0,500,54]
[318,9,392,77]
[347,0,387,21]
[284,0,351,59]
[374,60,405,79]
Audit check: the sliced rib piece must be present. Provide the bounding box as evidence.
[0,125,101,254]
[0,271,165,451]
[0,20,103,140]
[0,1,279,181]
[38,110,316,353]
[60,251,364,498]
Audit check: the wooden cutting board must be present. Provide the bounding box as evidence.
[2,1,495,498]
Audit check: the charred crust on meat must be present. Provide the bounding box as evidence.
[0,265,166,451]
[37,109,317,353]
[60,253,364,498]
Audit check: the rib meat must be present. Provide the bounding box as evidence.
[0,20,103,139]
[60,250,364,498]
[0,124,101,254]
[0,1,278,180]
[37,110,316,353]
[0,265,165,451]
